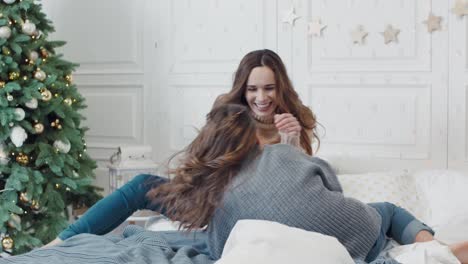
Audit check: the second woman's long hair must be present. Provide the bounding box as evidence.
[146,104,258,230]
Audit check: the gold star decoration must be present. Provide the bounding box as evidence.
[423,13,442,33]
[451,0,468,17]
[282,7,300,26]
[308,19,327,37]
[381,25,400,44]
[351,25,368,45]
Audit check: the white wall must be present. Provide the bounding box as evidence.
[42,0,468,193]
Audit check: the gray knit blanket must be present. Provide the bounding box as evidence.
[0,225,214,264]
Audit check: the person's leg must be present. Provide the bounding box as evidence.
[368,202,468,264]
[58,174,168,240]
[369,202,434,245]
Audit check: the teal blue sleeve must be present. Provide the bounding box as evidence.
[58,174,168,240]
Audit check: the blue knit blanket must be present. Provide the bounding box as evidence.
[0,225,214,264]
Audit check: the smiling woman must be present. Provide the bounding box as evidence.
[245,66,278,118]
[214,49,319,155]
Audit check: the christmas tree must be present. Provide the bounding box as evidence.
[0,0,102,255]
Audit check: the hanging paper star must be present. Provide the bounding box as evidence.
[423,13,442,33]
[282,7,300,26]
[380,25,400,44]
[351,25,368,45]
[308,19,327,37]
[451,0,468,17]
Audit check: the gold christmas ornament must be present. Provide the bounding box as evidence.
[16,153,29,165]
[20,192,29,203]
[7,214,21,228]
[2,237,14,250]
[0,81,5,88]
[9,71,20,80]
[41,89,52,101]
[65,74,73,83]
[40,47,49,58]
[34,123,44,133]
[64,98,72,106]
[31,200,40,210]
[2,46,10,55]
[34,69,46,81]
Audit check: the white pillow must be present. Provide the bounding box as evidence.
[411,170,468,228]
[337,170,428,223]
[216,220,354,264]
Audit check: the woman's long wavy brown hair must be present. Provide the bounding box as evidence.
[146,104,258,230]
[216,49,319,155]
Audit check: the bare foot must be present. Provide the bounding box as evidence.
[449,241,468,264]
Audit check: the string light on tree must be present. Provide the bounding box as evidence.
[51,119,62,130]
[9,71,20,80]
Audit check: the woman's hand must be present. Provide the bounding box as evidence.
[274,113,301,136]
[274,113,301,147]
[42,237,63,248]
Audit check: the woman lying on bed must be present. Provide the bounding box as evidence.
[141,103,468,263]
[9,103,468,264]
[46,48,320,247]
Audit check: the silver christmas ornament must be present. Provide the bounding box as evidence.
[0,26,11,39]
[22,20,36,36]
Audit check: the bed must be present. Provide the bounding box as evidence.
[143,168,468,264]
[2,169,467,264]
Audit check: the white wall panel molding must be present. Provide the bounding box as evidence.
[79,84,145,146]
[448,0,468,171]
[303,0,431,72]
[43,0,145,75]
[309,84,430,149]
[169,0,277,74]
[168,85,227,151]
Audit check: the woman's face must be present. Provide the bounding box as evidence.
[244,66,277,118]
